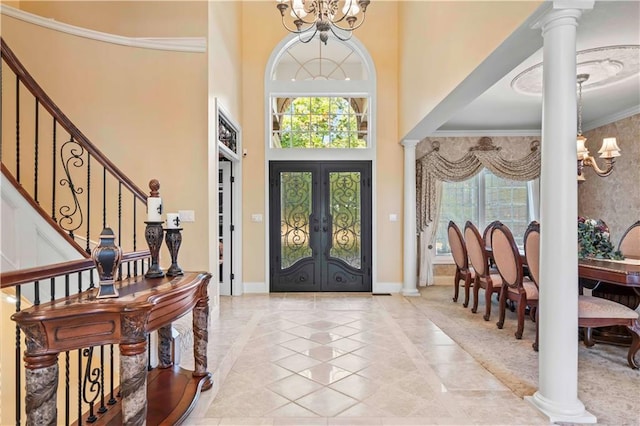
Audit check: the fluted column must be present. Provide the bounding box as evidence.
[401,139,420,296]
[526,2,596,423]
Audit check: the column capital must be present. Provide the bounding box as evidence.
[532,1,593,31]
[401,139,420,149]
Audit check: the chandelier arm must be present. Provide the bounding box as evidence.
[329,10,368,31]
[583,156,616,177]
[328,25,354,42]
[298,27,320,44]
[280,15,318,34]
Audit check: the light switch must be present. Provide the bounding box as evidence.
[179,210,195,222]
[389,214,398,222]
[251,213,263,222]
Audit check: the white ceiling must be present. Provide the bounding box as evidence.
[421,1,640,136]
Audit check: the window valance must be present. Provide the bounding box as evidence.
[417,137,541,232]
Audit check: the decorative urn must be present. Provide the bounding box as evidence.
[91,227,123,298]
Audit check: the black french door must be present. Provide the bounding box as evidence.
[269,161,372,292]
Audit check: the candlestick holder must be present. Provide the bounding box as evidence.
[165,227,184,277]
[144,221,165,278]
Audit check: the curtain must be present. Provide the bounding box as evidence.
[527,178,541,221]
[418,180,442,286]
[416,137,541,283]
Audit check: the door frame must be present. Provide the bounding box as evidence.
[269,161,372,292]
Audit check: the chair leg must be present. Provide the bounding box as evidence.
[626,321,639,369]
[463,274,471,308]
[532,306,539,352]
[583,327,595,347]
[471,279,480,313]
[453,270,461,302]
[483,286,493,321]
[496,286,506,329]
[515,295,526,339]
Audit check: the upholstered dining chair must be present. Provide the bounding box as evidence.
[464,221,502,321]
[523,221,540,350]
[448,221,474,307]
[483,220,502,271]
[492,222,538,340]
[618,220,640,259]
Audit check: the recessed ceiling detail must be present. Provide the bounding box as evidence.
[511,45,640,96]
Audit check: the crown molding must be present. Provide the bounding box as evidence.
[584,105,640,131]
[430,129,542,138]
[0,5,206,53]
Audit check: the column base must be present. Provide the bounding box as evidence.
[402,288,420,297]
[525,392,596,424]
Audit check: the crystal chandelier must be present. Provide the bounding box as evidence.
[276,0,370,45]
[576,73,621,182]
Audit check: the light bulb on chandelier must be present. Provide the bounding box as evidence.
[276,0,370,45]
[576,73,621,182]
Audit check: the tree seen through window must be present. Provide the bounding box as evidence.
[275,97,367,148]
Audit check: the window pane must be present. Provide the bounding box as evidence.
[435,170,530,256]
[435,177,479,255]
[484,172,529,246]
[271,97,368,148]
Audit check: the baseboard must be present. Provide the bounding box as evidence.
[373,282,402,294]
[243,282,268,294]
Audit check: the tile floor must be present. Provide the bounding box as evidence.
[180,292,549,425]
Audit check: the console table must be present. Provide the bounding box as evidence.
[12,271,213,426]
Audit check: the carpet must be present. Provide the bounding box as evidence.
[407,285,640,426]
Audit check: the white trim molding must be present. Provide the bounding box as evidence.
[1,4,206,53]
[431,129,542,138]
[584,104,640,131]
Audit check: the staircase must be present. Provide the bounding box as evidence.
[1,37,153,425]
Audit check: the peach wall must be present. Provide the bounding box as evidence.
[398,1,541,138]
[1,3,210,272]
[240,1,403,285]
[209,2,243,121]
[19,1,206,37]
[578,114,640,245]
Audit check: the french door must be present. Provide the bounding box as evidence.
[269,161,372,292]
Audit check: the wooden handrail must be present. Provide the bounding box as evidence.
[0,37,147,203]
[0,250,150,288]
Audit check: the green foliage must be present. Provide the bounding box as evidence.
[577,217,623,260]
[279,97,366,148]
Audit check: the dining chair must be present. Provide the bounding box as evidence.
[464,221,502,321]
[448,221,474,307]
[492,222,538,340]
[618,220,640,259]
[483,220,502,271]
[523,221,540,350]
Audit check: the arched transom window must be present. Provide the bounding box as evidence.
[267,35,374,152]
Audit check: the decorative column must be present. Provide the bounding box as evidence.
[24,353,59,426]
[192,275,213,390]
[526,2,596,424]
[120,310,151,426]
[401,139,420,296]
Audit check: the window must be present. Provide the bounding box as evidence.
[272,97,367,148]
[435,169,531,257]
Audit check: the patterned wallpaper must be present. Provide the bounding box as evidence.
[578,113,640,246]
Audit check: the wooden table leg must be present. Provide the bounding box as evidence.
[24,353,58,426]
